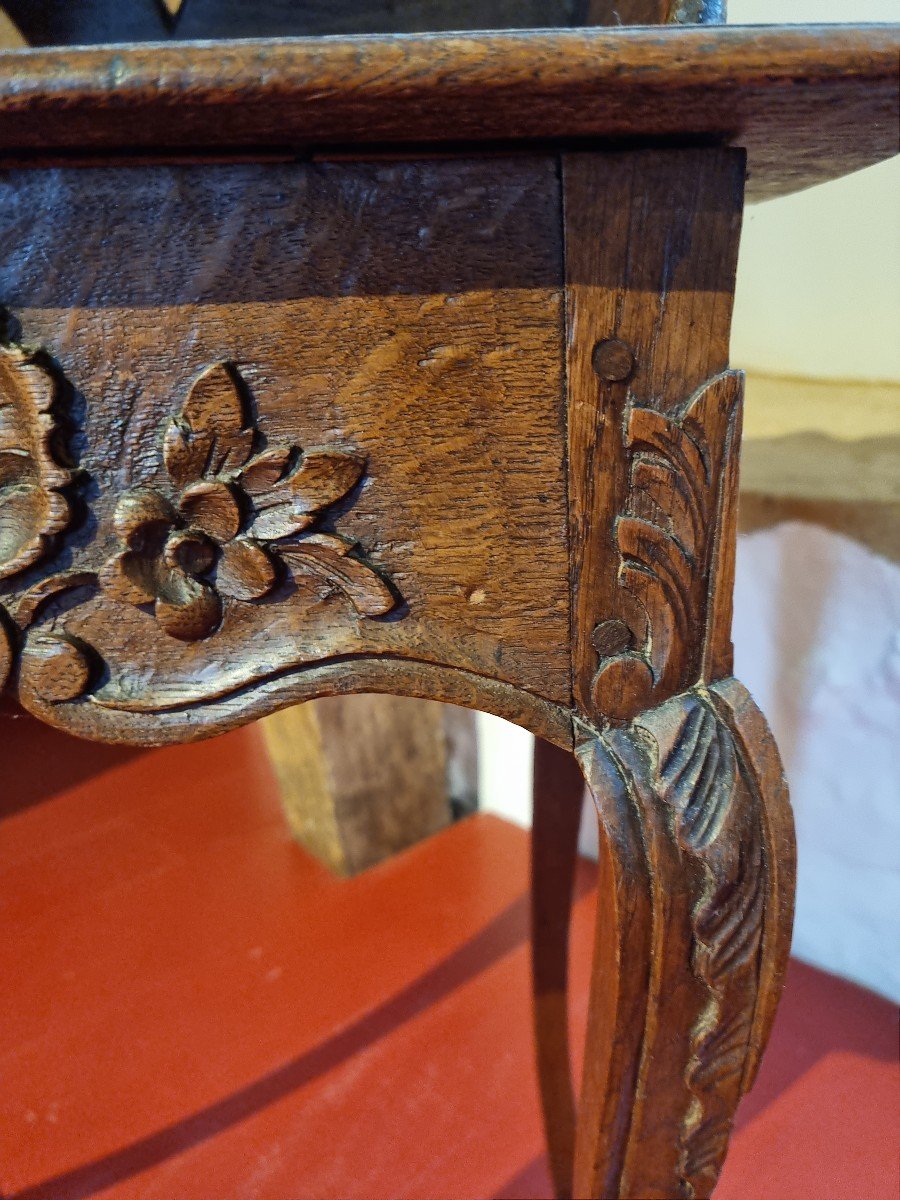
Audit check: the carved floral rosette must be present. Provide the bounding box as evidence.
[0,345,398,711]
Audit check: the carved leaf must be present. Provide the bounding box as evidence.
[247,449,365,540]
[686,1008,752,1096]
[113,487,176,550]
[163,418,212,490]
[658,698,736,852]
[695,832,765,985]
[178,479,242,542]
[630,454,702,557]
[217,538,277,601]
[18,631,93,704]
[100,550,159,606]
[13,570,98,630]
[239,446,294,495]
[96,359,397,644]
[592,371,743,721]
[636,690,768,1199]
[155,571,222,642]
[280,533,395,617]
[164,363,255,486]
[0,344,73,579]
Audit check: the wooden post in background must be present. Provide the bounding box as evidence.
[261,697,476,876]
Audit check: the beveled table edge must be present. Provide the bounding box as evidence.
[0,24,897,199]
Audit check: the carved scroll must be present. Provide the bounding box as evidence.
[573,679,795,1200]
[591,369,743,722]
[564,149,747,729]
[0,342,75,693]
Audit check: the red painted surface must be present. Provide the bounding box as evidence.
[1,711,896,1199]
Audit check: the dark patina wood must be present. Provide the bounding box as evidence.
[573,680,794,1199]
[1,27,897,200]
[565,148,744,724]
[2,15,890,1196]
[0,3,485,883]
[1,157,570,744]
[520,146,793,1200]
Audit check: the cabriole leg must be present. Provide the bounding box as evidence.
[572,679,795,1200]
[532,736,586,1198]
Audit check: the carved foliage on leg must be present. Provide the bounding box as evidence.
[643,694,764,1194]
[591,369,743,723]
[575,682,794,1200]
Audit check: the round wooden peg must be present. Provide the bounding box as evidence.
[592,338,635,383]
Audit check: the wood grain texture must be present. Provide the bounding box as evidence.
[261,693,456,876]
[0,27,896,200]
[531,737,586,1200]
[573,678,795,1200]
[0,157,572,743]
[564,148,744,725]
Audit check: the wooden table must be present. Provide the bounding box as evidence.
[1,24,897,1199]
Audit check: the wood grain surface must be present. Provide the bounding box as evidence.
[0,26,896,200]
[572,678,795,1199]
[564,148,744,723]
[261,693,456,876]
[0,156,572,742]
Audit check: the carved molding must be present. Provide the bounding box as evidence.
[591,370,743,722]
[575,680,792,1199]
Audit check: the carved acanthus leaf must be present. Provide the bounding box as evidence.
[658,696,736,852]
[280,533,396,618]
[635,691,765,1199]
[592,370,743,721]
[0,343,73,581]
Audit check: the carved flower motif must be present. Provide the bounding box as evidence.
[0,343,73,581]
[101,362,395,641]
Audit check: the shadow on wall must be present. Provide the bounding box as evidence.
[739,431,900,563]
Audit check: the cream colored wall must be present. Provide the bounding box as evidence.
[0,9,23,47]
[729,0,900,387]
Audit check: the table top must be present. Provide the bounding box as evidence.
[0,24,897,200]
